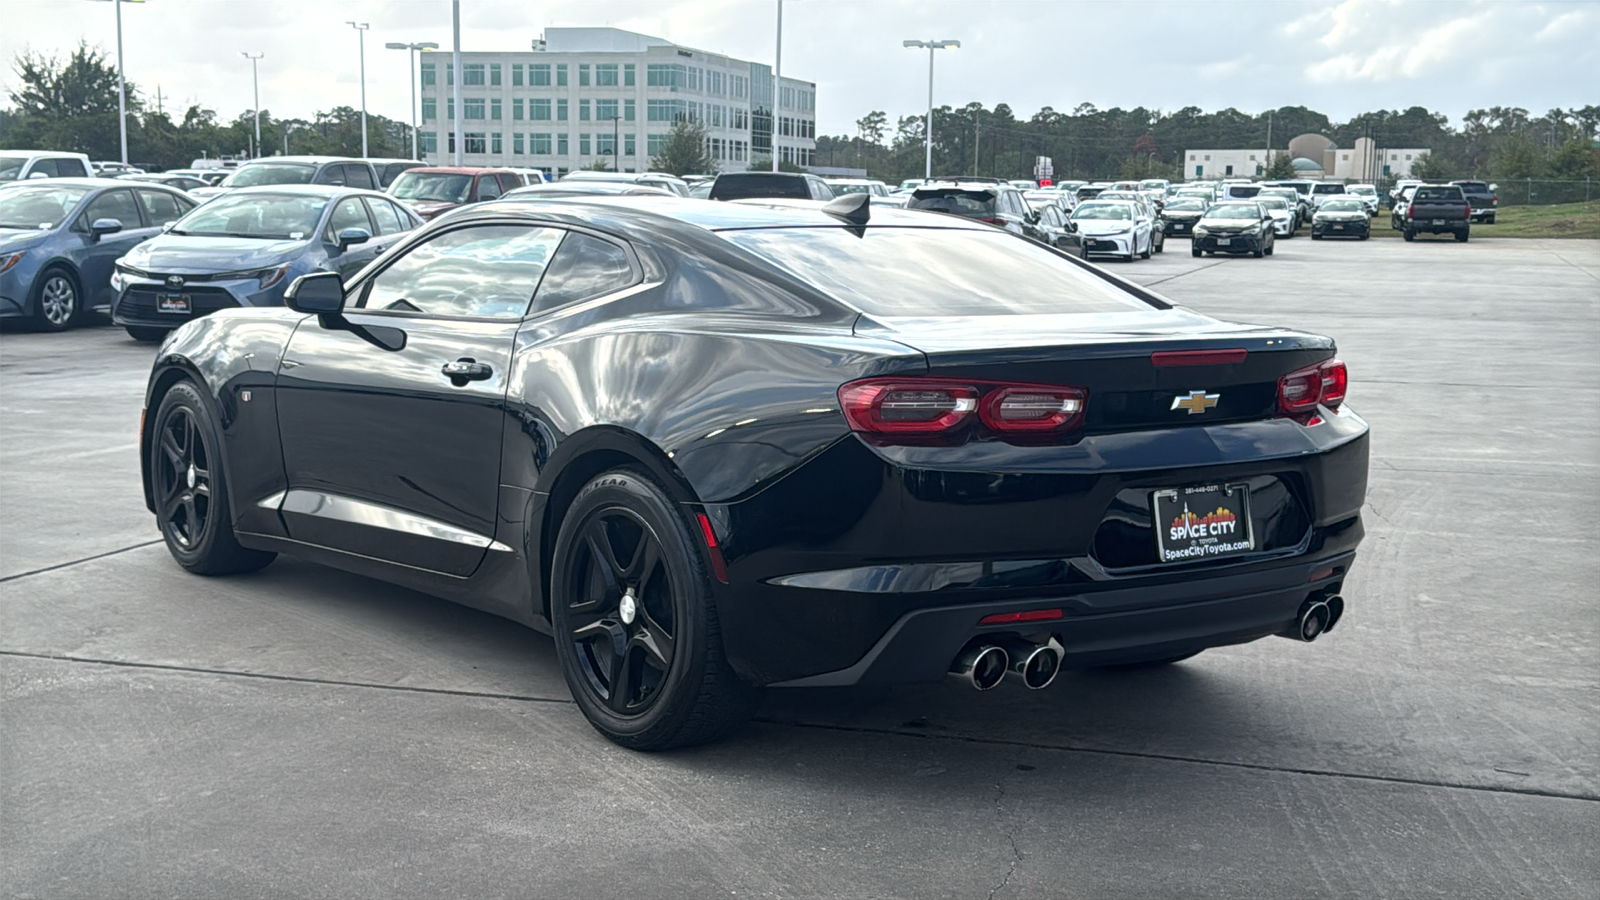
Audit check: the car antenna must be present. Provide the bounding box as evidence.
[822,192,871,226]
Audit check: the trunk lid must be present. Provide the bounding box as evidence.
[857,311,1335,432]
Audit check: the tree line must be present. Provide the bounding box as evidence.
[823,102,1600,186]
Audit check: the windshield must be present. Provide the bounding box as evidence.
[222,163,317,188]
[0,185,90,229]
[169,192,326,240]
[909,190,997,217]
[1071,204,1132,220]
[1348,186,1377,196]
[390,172,473,202]
[721,226,1156,317]
[1166,199,1206,211]
[1312,184,1344,194]
[0,157,26,182]
[1258,197,1289,211]
[1320,199,1365,212]
[1205,205,1260,220]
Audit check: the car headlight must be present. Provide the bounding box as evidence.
[1243,224,1262,235]
[1193,226,1209,236]
[0,252,23,275]
[215,263,292,290]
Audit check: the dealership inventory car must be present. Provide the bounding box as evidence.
[710,172,835,202]
[1191,201,1276,257]
[1345,184,1380,216]
[1256,195,1297,237]
[188,156,382,200]
[0,149,94,182]
[118,172,210,192]
[1311,198,1371,239]
[1160,196,1208,235]
[110,184,422,341]
[561,170,691,197]
[389,167,524,220]
[0,178,194,330]
[1064,199,1155,260]
[138,194,1367,750]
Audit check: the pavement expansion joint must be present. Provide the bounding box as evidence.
[0,539,163,584]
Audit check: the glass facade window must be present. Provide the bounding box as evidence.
[421,62,436,86]
[648,99,685,122]
[491,99,502,121]
[514,133,524,155]
[557,133,569,155]
[579,99,591,122]
[624,63,635,86]
[422,98,436,120]
[464,97,485,120]
[421,132,437,153]
[490,63,502,86]
[596,99,617,120]
[647,134,667,155]
[492,132,503,154]
[579,134,591,156]
[512,64,523,87]
[624,99,636,122]
[464,132,486,154]
[531,99,551,121]
[446,98,455,120]
[556,64,568,86]
[647,64,684,88]
[531,133,552,155]
[463,64,485,86]
[557,99,568,121]
[597,133,616,156]
[579,64,590,87]
[513,98,524,120]
[624,134,636,156]
[596,63,618,87]
[530,64,551,86]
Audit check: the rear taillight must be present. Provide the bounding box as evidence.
[977,216,1008,227]
[1407,204,1415,218]
[838,378,1086,440]
[1277,359,1347,420]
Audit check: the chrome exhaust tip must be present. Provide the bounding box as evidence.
[949,645,1009,691]
[1000,637,1063,690]
[1290,599,1332,642]
[1323,594,1345,633]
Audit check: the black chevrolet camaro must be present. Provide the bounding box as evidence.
[140,195,1369,750]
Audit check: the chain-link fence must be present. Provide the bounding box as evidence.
[1494,179,1596,207]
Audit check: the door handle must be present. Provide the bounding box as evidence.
[441,358,493,385]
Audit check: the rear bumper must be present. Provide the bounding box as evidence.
[1404,218,1469,234]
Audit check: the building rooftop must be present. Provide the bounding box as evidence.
[543,27,680,54]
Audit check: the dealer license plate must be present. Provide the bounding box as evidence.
[1151,483,1255,564]
[1174,223,1188,231]
[156,293,191,314]
[1216,237,1231,246]
[1432,218,1446,225]
[1333,224,1345,230]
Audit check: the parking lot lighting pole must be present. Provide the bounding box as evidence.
[241,52,263,158]
[387,42,439,160]
[452,0,463,165]
[347,22,370,157]
[772,0,782,173]
[902,39,959,181]
[91,0,148,166]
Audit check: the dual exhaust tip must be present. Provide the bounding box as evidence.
[1286,594,1345,642]
[950,637,1064,691]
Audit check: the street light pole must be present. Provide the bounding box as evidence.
[241,52,263,158]
[902,39,959,181]
[452,0,463,165]
[347,22,370,156]
[387,42,440,160]
[772,0,782,173]
[90,0,145,166]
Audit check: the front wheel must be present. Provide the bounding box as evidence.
[1191,247,1202,258]
[32,267,78,332]
[151,381,277,575]
[551,468,761,750]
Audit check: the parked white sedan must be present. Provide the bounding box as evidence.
[1065,200,1156,261]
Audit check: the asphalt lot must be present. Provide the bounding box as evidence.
[3,234,1597,898]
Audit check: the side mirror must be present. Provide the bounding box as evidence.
[336,227,371,252]
[90,218,124,240]
[1489,183,1498,192]
[284,271,345,315]
[28,171,50,180]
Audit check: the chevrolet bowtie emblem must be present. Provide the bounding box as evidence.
[1171,390,1220,414]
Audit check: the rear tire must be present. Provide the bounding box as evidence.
[1191,247,1202,258]
[551,467,761,751]
[126,326,169,342]
[1486,213,1496,224]
[150,381,277,576]
[1402,229,1415,242]
[1456,227,1470,243]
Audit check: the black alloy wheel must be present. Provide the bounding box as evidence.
[151,381,276,575]
[551,468,760,750]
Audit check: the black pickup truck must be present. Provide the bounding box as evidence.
[1450,180,1498,223]
[1402,184,1472,242]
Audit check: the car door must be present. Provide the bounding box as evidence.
[361,196,416,258]
[321,196,382,279]
[272,222,566,577]
[474,174,503,204]
[74,187,157,310]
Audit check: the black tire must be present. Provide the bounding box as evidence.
[126,325,170,342]
[1252,245,1264,258]
[1359,232,1370,241]
[1191,247,1202,258]
[31,266,79,332]
[1138,233,1151,260]
[150,381,277,575]
[1486,214,1495,224]
[551,467,761,751]
[1402,229,1415,242]
[1264,235,1275,256]
[1456,228,1470,243]
[1153,229,1164,254]
[1311,233,1323,240]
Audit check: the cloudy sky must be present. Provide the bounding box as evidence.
[3,0,1595,136]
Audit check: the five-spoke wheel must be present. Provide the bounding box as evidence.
[154,404,213,551]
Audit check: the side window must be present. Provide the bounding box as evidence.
[344,164,376,190]
[364,198,406,236]
[137,189,185,226]
[314,166,346,186]
[476,175,502,201]
[324,198,373,243]
[358,225,564,318]
[531,233,635,314]
[497,173,522,194]
[55,158,89,177]
[30,159,60,177]
[81,189,142,228]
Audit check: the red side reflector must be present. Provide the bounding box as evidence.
[1151,349,1249,367]
[978,608,1064,625]
[695,513,729,584]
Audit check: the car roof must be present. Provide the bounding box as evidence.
[399,166,513,175]
[468,195,992,236]
[238,156,366,166]
[2,177,140,190]
[209,184,383,199]
[0,149,89,157]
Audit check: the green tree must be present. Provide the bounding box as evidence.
[1488,133,1547,180]
[855,110,887,145]
[1547,138,1600,179]
[649,118,714,176]
[1,41,134,159]
[1263,152,1296,179]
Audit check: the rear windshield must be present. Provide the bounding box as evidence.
[719,226,1154,317]
[223,163,317,188]
[1454,182,1488,191]
[711,174,810,200]
[1414,186,1463,202]
[1312,183,1345,194]
[908,190,997,217]
[1225,185,1261,198]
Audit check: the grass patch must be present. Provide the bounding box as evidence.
[1365,199,1600,239]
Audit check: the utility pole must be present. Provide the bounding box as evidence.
[772,0,783,172]
[1265,111,1272,175]
[155,85,163,116]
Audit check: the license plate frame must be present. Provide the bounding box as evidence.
[1216,237,1232,246]
[1432,218,1446,225]
[1151,483,1256,565]
[156,293,191,314]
